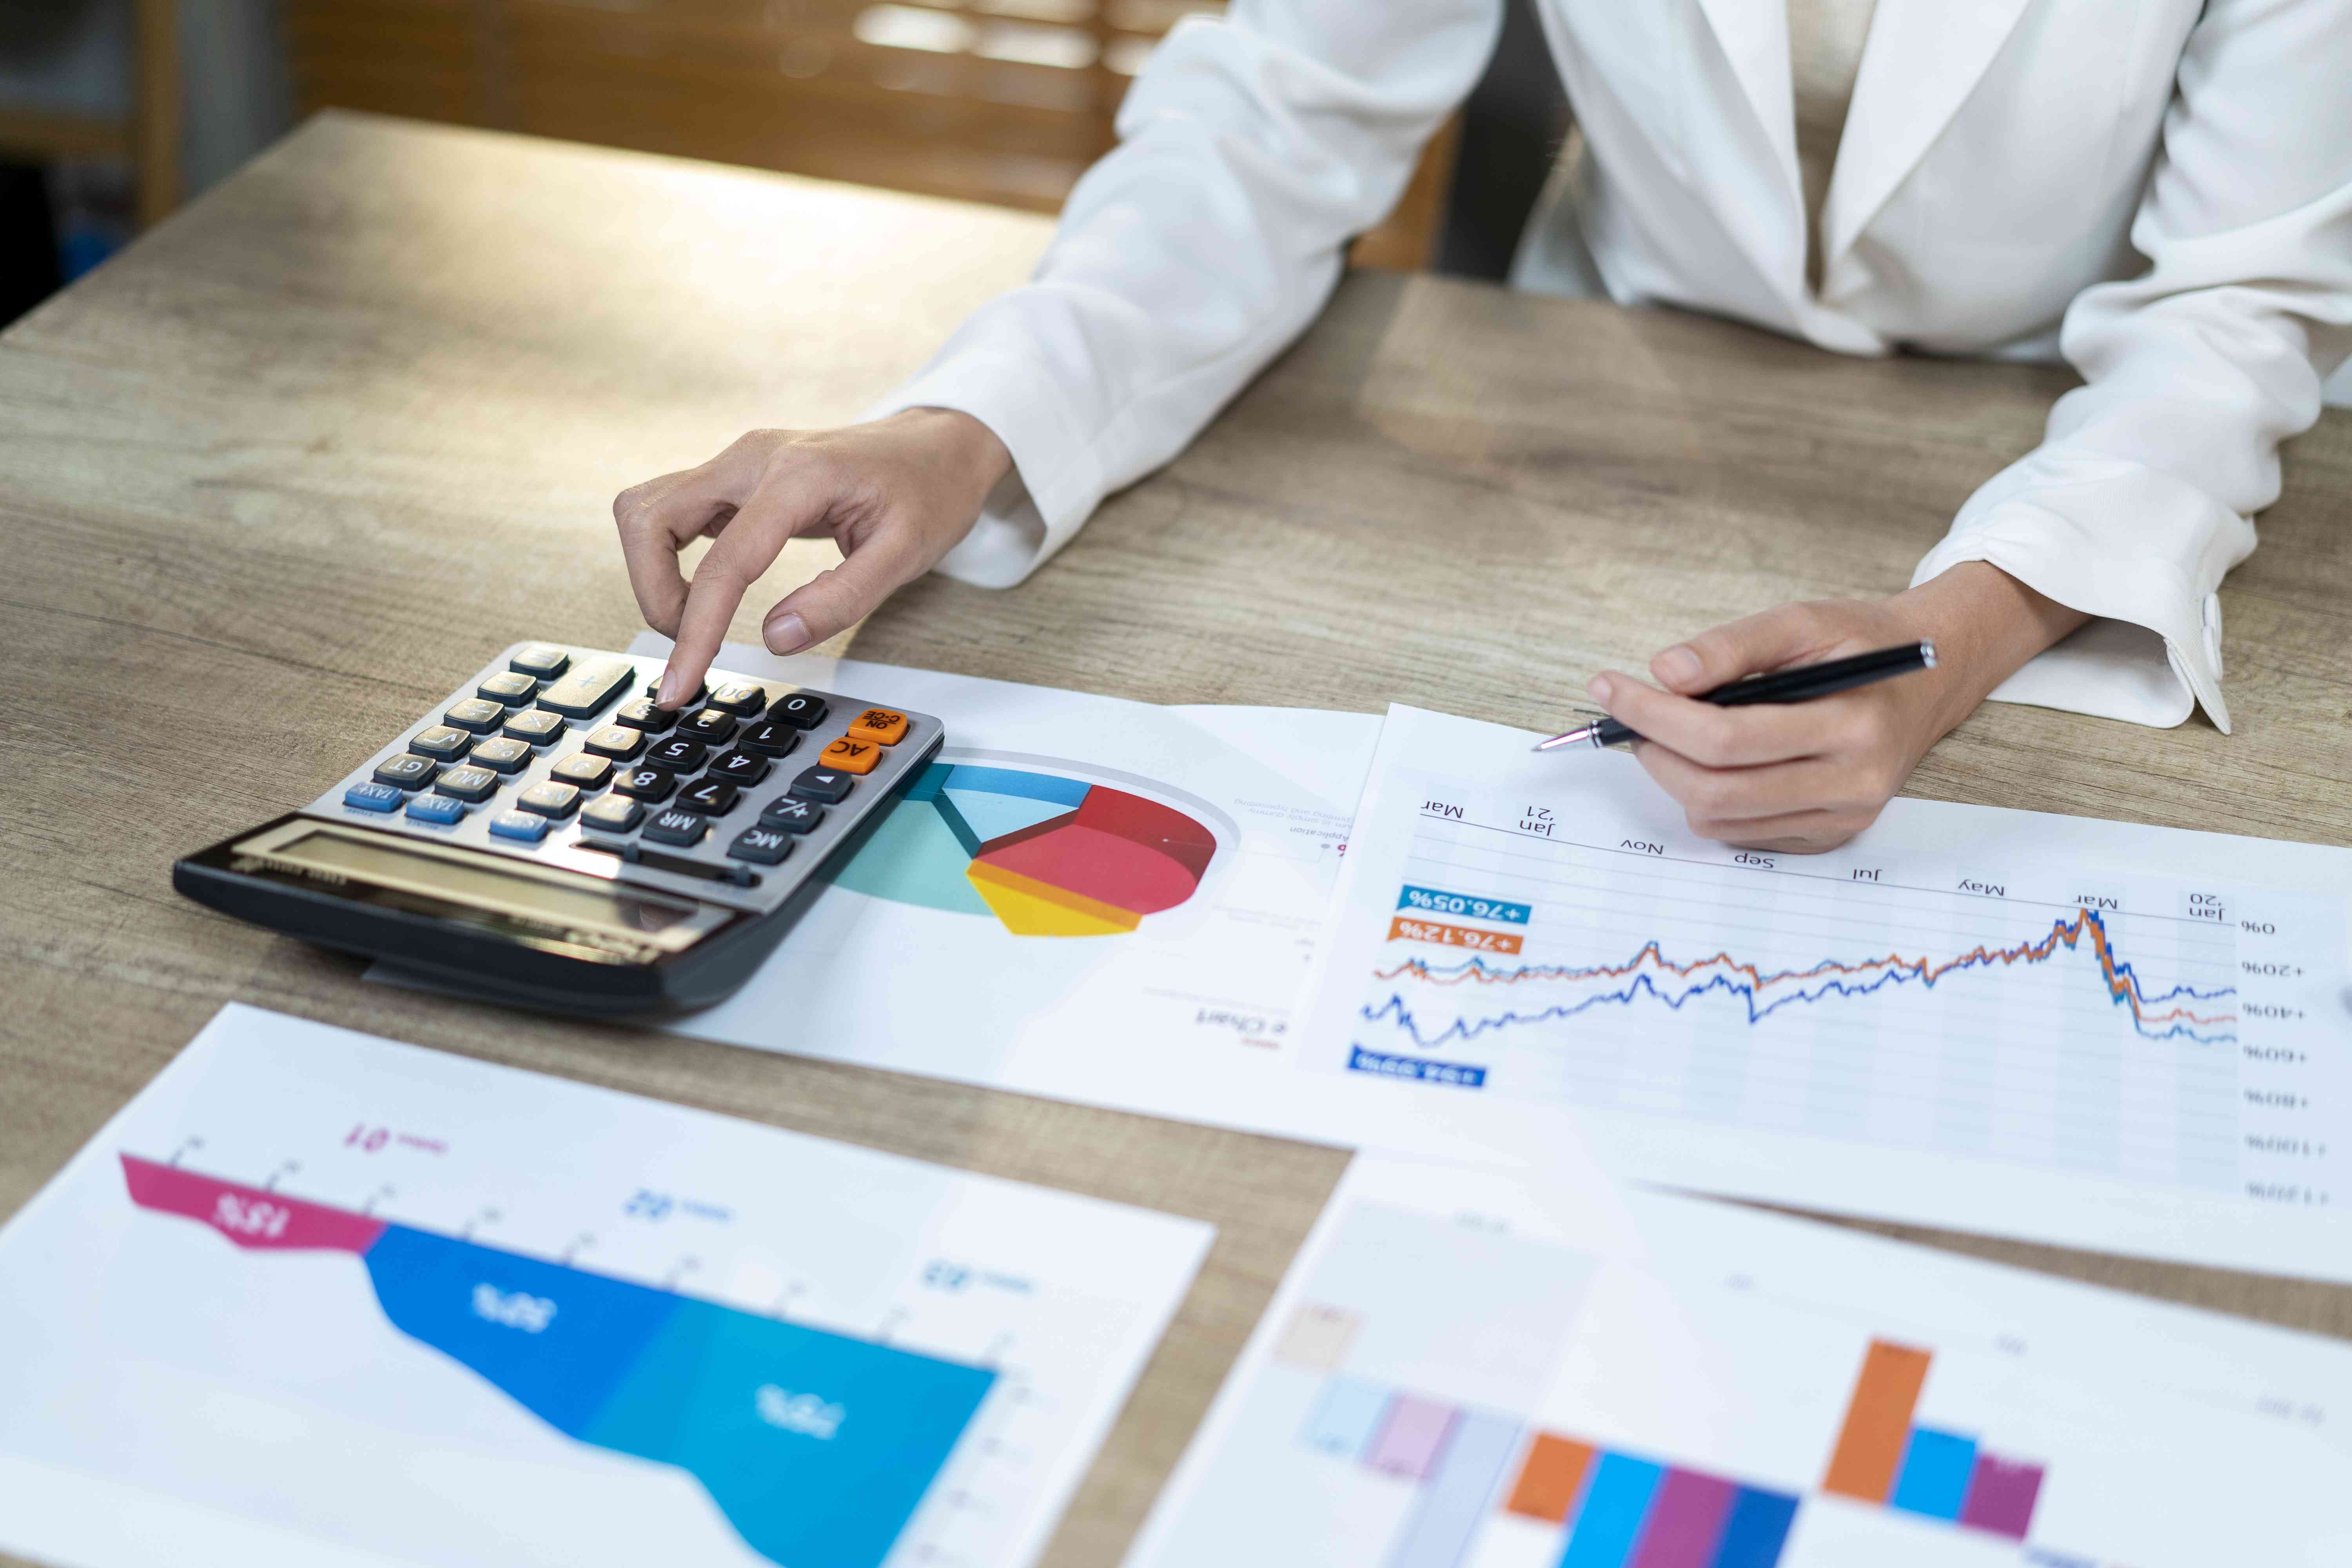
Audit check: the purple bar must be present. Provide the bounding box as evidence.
[1958,1453,2044,1541]
[1365,1395,1458,1481]
[1628,1468,1739,1568]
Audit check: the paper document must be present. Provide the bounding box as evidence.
[1127,1152,2352,1568]
[624,638,1385,1130]
[0,1004,1212,1568]
[1292,705,2352,1278]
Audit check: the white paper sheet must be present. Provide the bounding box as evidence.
[622,638,1388,1131]
[1127,1152,2352,1568]
[1289,705,2352,1279]
[0,1004,1212,1568]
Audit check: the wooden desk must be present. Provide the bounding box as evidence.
[3,112,2348,1564]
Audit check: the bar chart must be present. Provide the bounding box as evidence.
[1128,1155,2352,1568]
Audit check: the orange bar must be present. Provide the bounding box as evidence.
[1823,1340,1933,1502]
[1387,916,1524,955]
[1504,1432,1597,1523]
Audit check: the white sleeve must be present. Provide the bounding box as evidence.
[1911,0,2352,732]
[863,0,1502,588]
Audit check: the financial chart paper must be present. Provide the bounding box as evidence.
[1127,1155,2352,1568]
[1294,706,2352,1279]
[0,1005,1211,1568]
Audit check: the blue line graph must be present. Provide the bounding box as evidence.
[1362,907,2239,1051]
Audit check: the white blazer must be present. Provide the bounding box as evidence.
[871,0,2352,731]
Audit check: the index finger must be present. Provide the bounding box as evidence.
[1588,671,1831,767]
[613,469,737,636]
[659,479,829,706]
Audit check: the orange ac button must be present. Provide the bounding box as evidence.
[846,708,909,746]
[818,735,884,774]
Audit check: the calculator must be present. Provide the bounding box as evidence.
[173,641,944,1014]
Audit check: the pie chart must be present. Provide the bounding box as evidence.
[831,760,1219,936]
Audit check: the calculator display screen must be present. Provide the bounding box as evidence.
[249,825,710,952]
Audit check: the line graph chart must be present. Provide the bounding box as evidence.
[1300,712,2352,1263]
[1367,904,2240,1049]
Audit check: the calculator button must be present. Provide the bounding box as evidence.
[344,781,404,812]
[434,764,501,802]
[816,736,884,775]
[736,720,802,757]
[509,644,571,679]
[679,708,739,744]
[613,698,676,734]
[579,795,644,834]
[760,797,825,833]
[469,736,533,774]
[789,766,854,803]
[404,794,468,826]
[645,677,706,707]
[677,779,741,815]
[537,658,635,719]
[443,699,506,734]
[408,726,474,762]
[769,691,829,728]
[706,680,769,716]
[710,750,771,786]
[641,809,708,847]
[582,725,646,761]
[477,671,538,706]
[846,708,909,746]
[517,781,582,818]
[372,753,439,790]
[726,826,793,865]
[646,737,708,773]
[489,810,552,843]
[614,766,678,802]
[552,753,615,789]
[503,709,567,745]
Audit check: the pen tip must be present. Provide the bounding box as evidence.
[1920,639,1938,670]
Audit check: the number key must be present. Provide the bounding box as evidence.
[614,766,678,802]
[613,697,676,734]
[710,750,771,786]
[769,691,828,728]
[676,779,740,815]
[646,737,707,773]
[679,708,738,744]
[737,719,801,757]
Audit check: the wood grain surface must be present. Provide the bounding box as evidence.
[2,112,2347,1567]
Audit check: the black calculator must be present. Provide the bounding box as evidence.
[174,642,943,1013]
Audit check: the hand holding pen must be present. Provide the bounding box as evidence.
[1538,642,1936,752]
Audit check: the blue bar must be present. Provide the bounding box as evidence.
[1557,1452,1665,1568]
[1397,886,1532,925]
[1384,1412,1523,1568]
[1346,1047,1488,1088]
[1707,1487,1799,1568]
[1301,1377,1393,1459]
[1889,1428,1979,1522]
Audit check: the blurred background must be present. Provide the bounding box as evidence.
[1,0,1561,330]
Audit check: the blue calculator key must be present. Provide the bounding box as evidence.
[344,781,404,812]
[489,810,551,842]
[726,825,793,865]
[679,708,738,744]
[502,709,566,745]
[372,753,438,790]
[579,794,644,834]
[407,725,473,762]
[477,671,537,706]
[760,797,825,833]
[537,658,635,718]
[517,781,581,818]
[769,692,828,728]
[706,681,768,716]
[613,697,676,733]
[641,808,708,847]
[434,764,501,803]
[737,719,801,757]
[788,765,854,804]
[509,644,570,679]
[405,795,468,826]
[443,698,505,734]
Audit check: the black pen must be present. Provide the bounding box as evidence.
[1534,640,1937,753]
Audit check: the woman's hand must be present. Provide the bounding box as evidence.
[614,409,1012,708]
[1585,563,2090,853]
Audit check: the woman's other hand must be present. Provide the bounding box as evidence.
[613,408,1011,707]
[1584,563,2090,853]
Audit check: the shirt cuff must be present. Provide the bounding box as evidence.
[862,350,1108,590]
[1911,500,2230,733]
